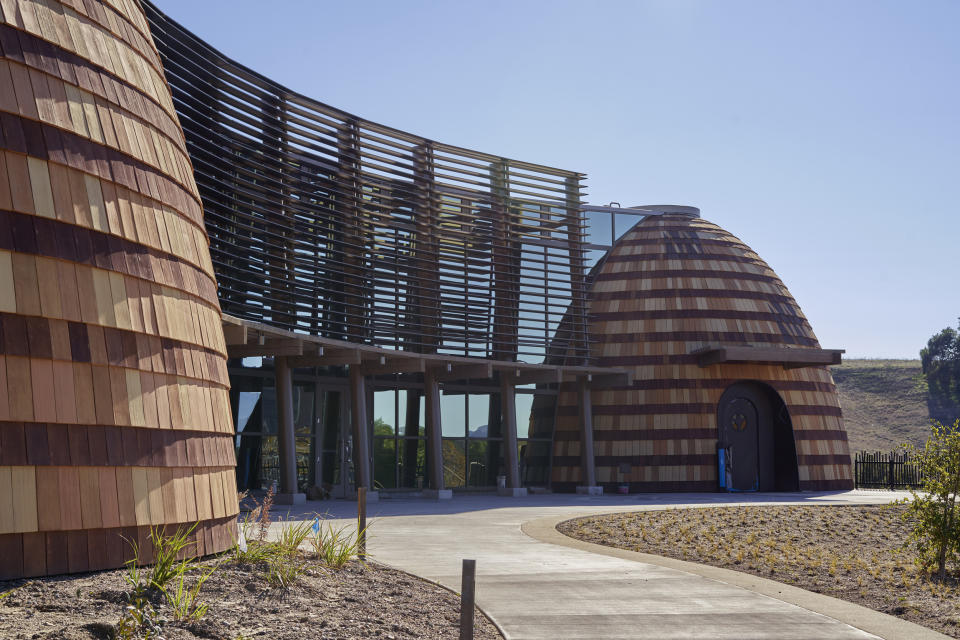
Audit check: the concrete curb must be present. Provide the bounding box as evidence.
[521,514,948,640]
[366,559,508,640]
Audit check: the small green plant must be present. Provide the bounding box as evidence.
[309,518,368,569]
[264,552,307,589]
[901,419,960,580]
[275,519,315,556]
[116,586,165,640]
[0,586,19,603]
[232,509,274,565]
[148,523,199,593]
[166,562,218,622]
[118,539,165,640]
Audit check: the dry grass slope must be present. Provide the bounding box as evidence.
[832,359,931,454]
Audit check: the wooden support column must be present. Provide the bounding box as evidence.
[424,369,445,491]
[274,356,303,503]
[500,376,521,491]
[350,366,372,492]
[578,376,598,491]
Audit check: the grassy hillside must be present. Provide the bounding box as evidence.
[831,359,931,454]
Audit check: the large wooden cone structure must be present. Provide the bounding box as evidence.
[0,0,237,578]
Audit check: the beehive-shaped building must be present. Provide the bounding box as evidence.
[0,0,237,577]
[551,213,852,492]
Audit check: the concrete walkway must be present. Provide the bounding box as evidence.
[268,491,944,640]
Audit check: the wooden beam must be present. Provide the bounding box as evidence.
[695,346,844,369]
[433,362,493,381]
[508,368,562,386]
[361,358,426,376]
[274,356,298,495]
[350,367,371,490]
[222,324,248,346]
[500,377,521,489]
[424,369,444,491]
[586,372,632,387]
[228,340,303,358]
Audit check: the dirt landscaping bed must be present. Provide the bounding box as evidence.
[558,504,959,638]
[0,557,500,639]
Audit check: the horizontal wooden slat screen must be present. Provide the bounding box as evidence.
[142,2,591,365]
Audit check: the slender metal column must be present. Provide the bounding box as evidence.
[425,369,445,490]
[500,377,520,489]
[350,366,371,490]
[578,376,597,487]
[274,356,298,496]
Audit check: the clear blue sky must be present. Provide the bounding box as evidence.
[155,0,959,359]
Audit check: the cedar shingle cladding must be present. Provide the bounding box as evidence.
[551,214,852,492]
[0,0,237,578]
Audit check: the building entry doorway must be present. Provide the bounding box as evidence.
[720,395,760,491]
[718,382,799,492]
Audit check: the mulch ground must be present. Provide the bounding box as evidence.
[558,503,960,638]
[0,557,500,639]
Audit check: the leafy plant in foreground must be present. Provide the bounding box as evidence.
[902,419,960,580]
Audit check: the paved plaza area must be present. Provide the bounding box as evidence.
[267,491,945,640]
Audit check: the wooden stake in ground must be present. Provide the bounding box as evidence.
[460,559,476,640]
[358,487,367,561]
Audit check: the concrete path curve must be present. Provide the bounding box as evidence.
[270,491,946,640]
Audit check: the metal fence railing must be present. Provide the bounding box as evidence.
[854,451,924,489]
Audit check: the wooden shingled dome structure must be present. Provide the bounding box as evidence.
[0,0,237,577]
[551,212,853,493]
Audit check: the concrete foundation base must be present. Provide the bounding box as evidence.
[498,487,528,497]
[422,489,453,500]
[361,490,380,503]
[576,486,604,496]
[274,492,306,505]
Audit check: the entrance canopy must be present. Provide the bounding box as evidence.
[223,315,632,387]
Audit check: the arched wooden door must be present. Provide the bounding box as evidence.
[721,396,760,491]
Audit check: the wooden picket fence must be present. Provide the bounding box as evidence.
[854,451,924,489]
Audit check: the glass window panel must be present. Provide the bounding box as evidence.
[515,393,533,439]
[614,213,644,239]
[373,437,397,489]
[321,391,341,450]
[586,211,613,246]
[259,435,279,489]
[440,394,466,437]
[260,387,278,434]
[529,393,556,439]
[467,440,491,487]
[294,387,314,434]
[468,394,490,438]
[373,390,396,435]
[401,389,424,437]
[520,440,552,485]
[296,436,314,489]
[399,438,425,488]
[442,439,466,488]
[236,392,261,435]
[235,433,263,491]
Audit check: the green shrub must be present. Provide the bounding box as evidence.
[903,419,960,579]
